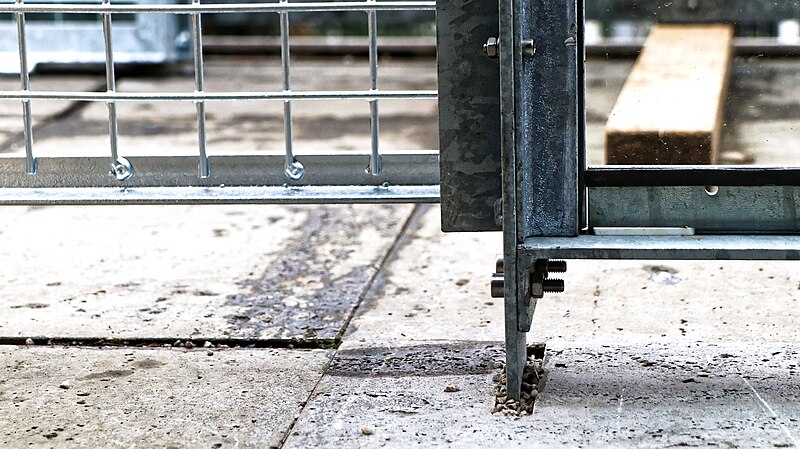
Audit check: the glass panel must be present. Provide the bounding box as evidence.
[585,2,800,169]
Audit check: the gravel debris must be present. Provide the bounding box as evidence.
[492,344,546,418]
[360,426,374,436]
[24,338,34,346]
[58,381,71,390]
[444,385,460,393]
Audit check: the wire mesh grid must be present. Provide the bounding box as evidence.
[0,0,439,204]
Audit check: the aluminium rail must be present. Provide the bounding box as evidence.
[0,0,439,204]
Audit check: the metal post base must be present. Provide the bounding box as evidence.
[504,302,527,402]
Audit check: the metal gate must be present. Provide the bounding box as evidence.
[0,0,438,205]
[4,0,800,404]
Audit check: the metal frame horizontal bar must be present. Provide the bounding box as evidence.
[585,167,800,187]
[0,153,440,188]
[585,0,800,23]
[587,38,800,58]
[520,235,800,261]
[589,186,800,233]
[0,1,435,14]
[203,36,800,59]
[0,185,440,205]
[0,90,437,102]
[203,35,437,57]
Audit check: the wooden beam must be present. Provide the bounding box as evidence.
[605,24,734,165]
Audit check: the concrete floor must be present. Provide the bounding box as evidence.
[1,56,800,448]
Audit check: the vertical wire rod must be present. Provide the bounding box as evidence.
[367,1,381,175]
[102,0,132,180]
[192,0,209,178]
[15,0,34,174]
[280,0,304,181]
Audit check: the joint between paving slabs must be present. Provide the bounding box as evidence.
[274,204,424,447]
[0,336,341,350]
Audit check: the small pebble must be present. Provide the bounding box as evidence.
[184,341,195,349]
[203,341,214,348]
[444,385,460,393]
[59,381,71,390]
[173,340,182,347]
[361,426,374,436]
[25,338,34,346]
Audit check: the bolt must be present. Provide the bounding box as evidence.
[111,157,133,181]
[483,37,499,59]
[547,260,568,273]
[495,256,504,274]
[522,39,536,56]
[490,274,504,298]
[542,279,565,294]
[285,160,305,181]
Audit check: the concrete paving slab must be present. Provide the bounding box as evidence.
[532,342,800,448]
[337,206,800,349]
[283,341,508,449]
[528,258,800,344]
[0,203,413,341]
[286,204,800,447]
[339,205,503,350]
[283,341,800,448]
[0,345,330,449]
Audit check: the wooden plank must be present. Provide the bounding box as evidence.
[605,24,734,165]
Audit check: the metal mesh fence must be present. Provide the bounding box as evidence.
[0,0,439,205]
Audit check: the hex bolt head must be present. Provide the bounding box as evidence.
[542,279,565,294]
[483,37,499,60]
[522,38,536,56]
[495,256,504,274]
[490,274,504,298]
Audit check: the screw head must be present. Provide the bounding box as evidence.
[110,157,133,181]
[285,160,305,181]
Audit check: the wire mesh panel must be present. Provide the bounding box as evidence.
[0,0,438,205]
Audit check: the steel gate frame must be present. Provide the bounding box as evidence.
[484,0,800,401]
